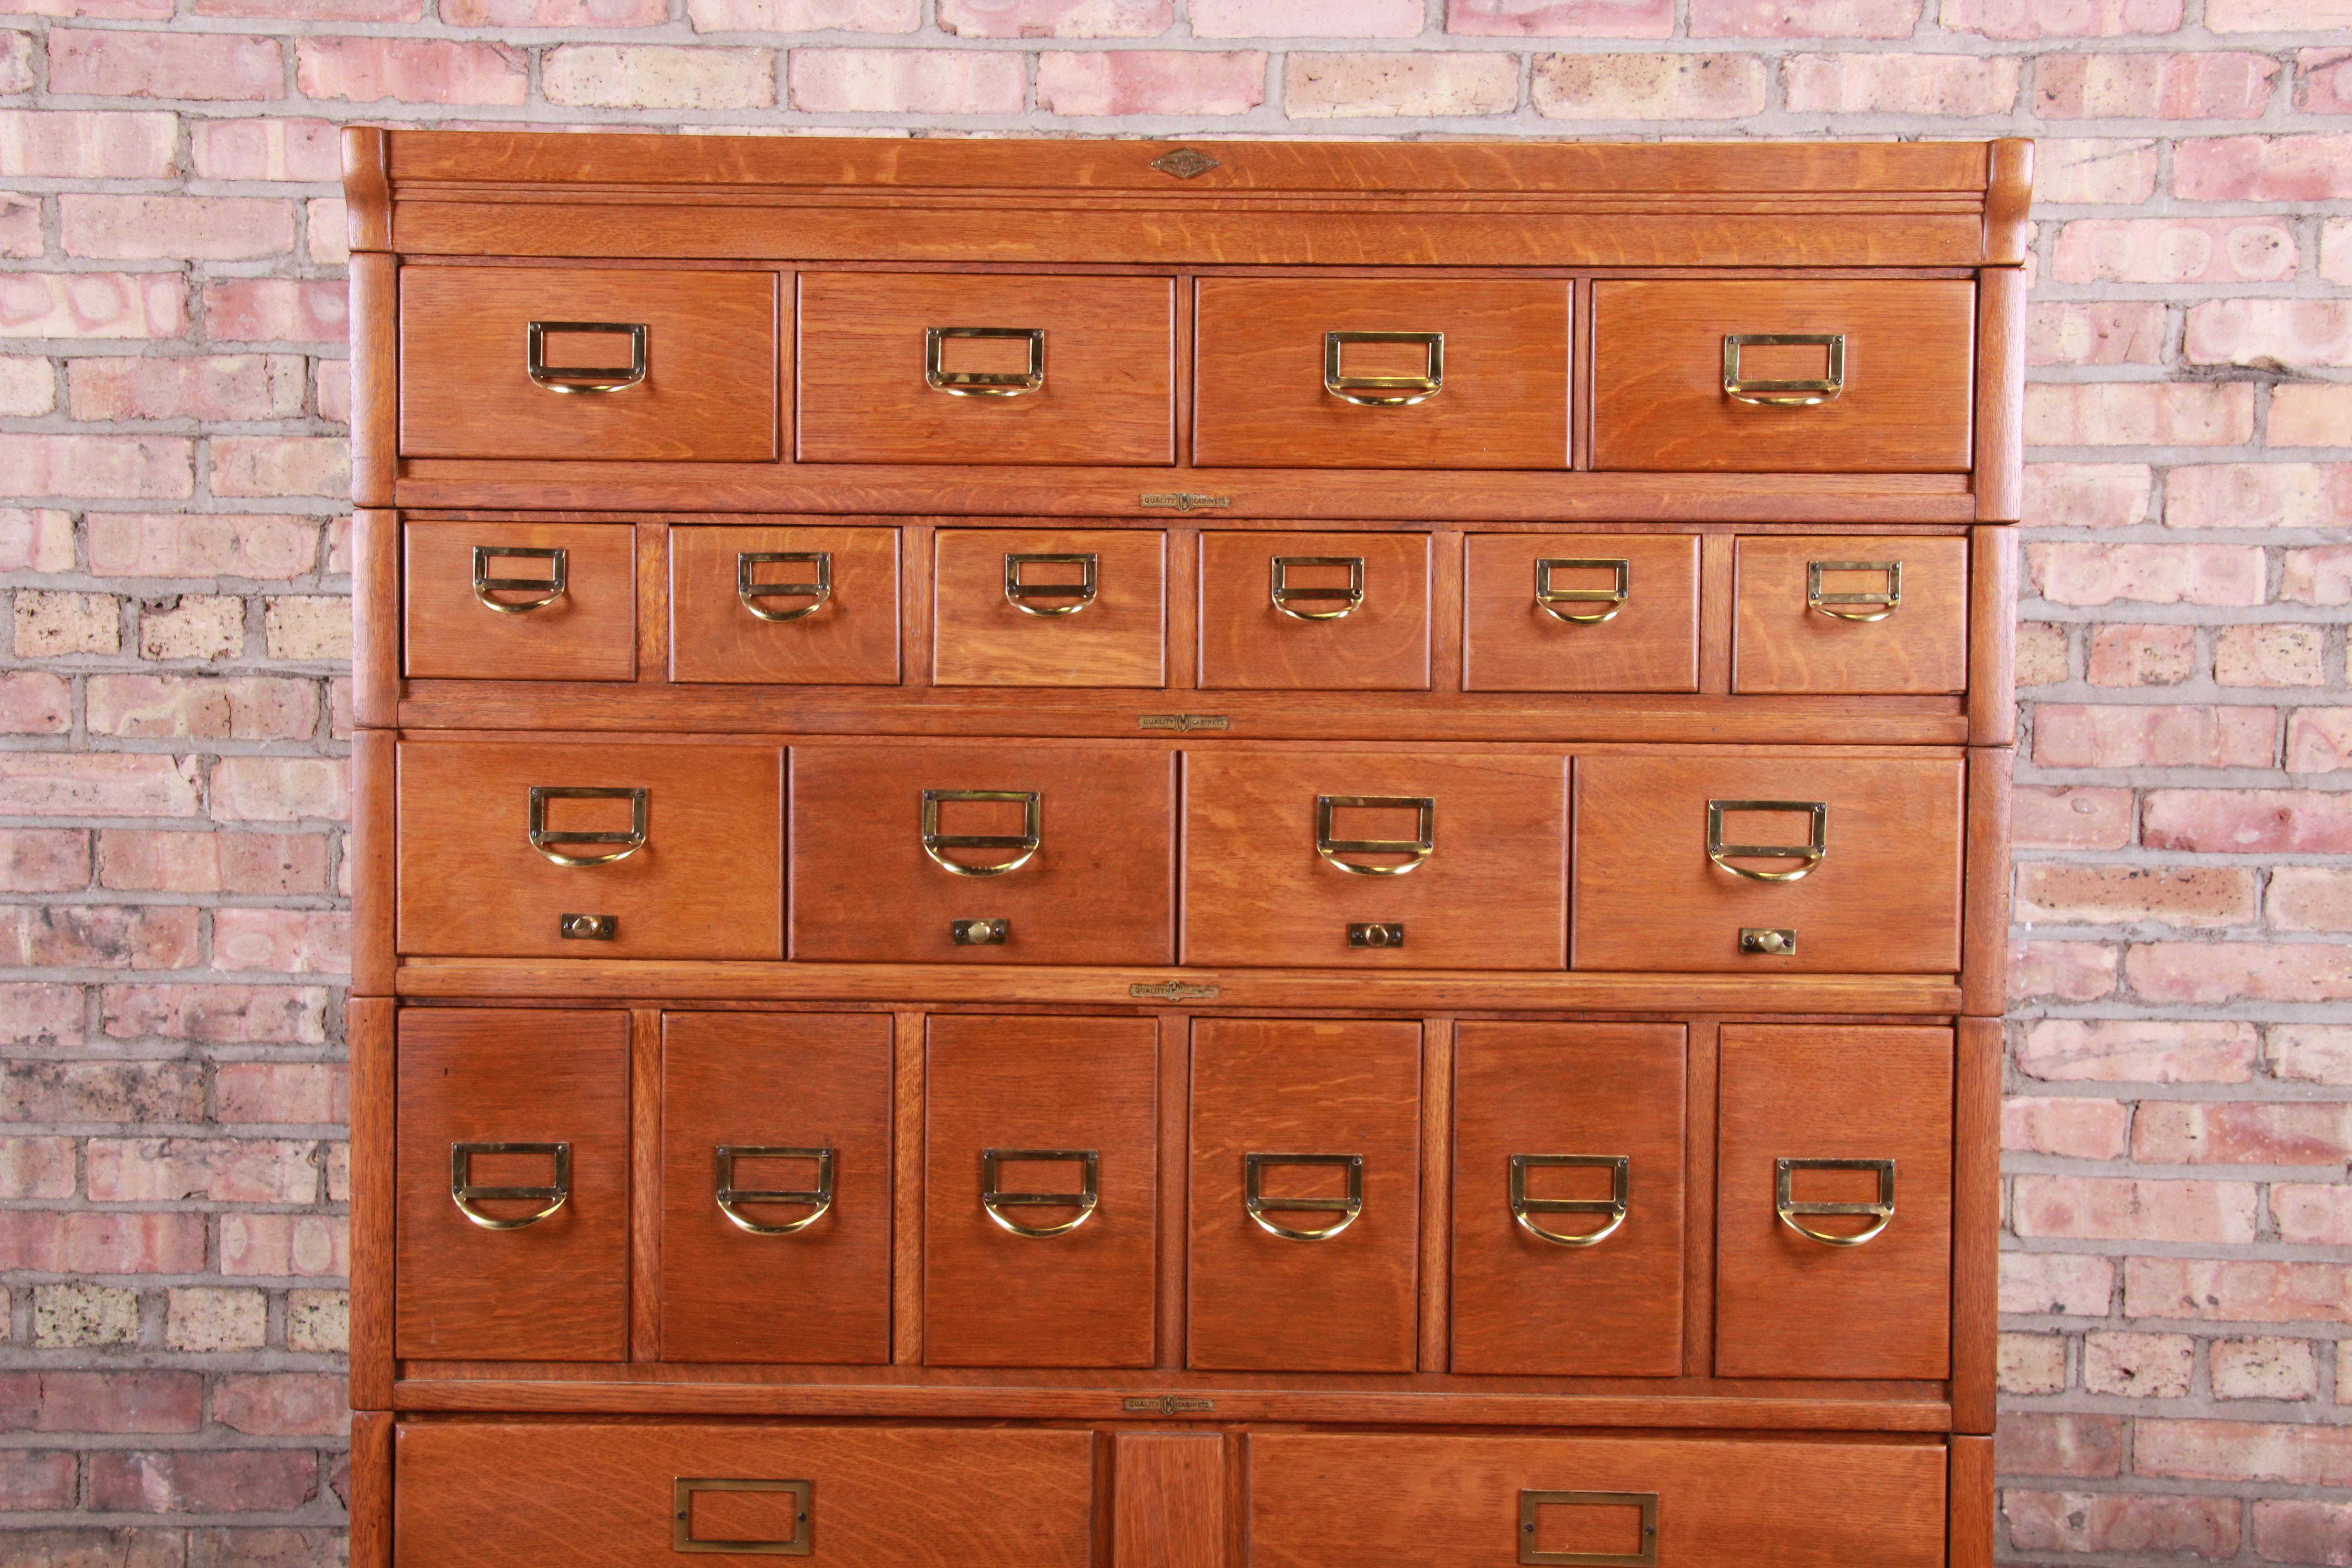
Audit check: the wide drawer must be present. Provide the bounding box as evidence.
[933,527,1166,687]
[669,524,901,686]
[405,520,635,682]
[1734,534,1967,694]
[1463,533,1700,693]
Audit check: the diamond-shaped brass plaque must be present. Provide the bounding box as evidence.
[1149,147,1219,179]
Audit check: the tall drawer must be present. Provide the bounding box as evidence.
[1571,753,1963,973]
[1192,278,1569,469]
[1591,279,1974,473]
[405,520,634,682]
[400,265,779,461]
[1198,531,1431,691]
[1734,534,1968,694]
[933,527,1165,688]
[396,1009,627,1361]
[669,524,901,686]
[396,1421,1097,1568]
[797,272,1175,466]
[1463,532,1700,693]
[396,741,783,960]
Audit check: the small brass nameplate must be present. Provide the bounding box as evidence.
[1130,980,1220,1002]
[1122,1394,1215,1414]
[1139,714,1230,733]
[1139,492,1232,512]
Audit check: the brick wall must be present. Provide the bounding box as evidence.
[0,2,2344,1564]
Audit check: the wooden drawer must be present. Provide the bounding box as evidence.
[1183,750,1566,970]
[400,265,778,461]
[404,521,634,682]
[1734,534,1968,694]
[797,272,1174,466]
[1247,1431,1946,1568]
[1716,1025,1953,1381]
[396,740,783,960]
[1189,1019,1421,1373]
[395,1009,627,1361]
[395,1421,1096,1568]
[790,743,1174,964]
[924,1015,1158,1368]
[1451,1022,1685,1377]
[934,527,1165,688]
[669,524,900,686]
[1462,533,1699,693]
[1571,754,1963,974]
[1198,531,1430,691]
[1193,278,1569,469]
[1591,279,1974,473]
[660,1012,892,1365]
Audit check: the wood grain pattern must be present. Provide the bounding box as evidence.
[629,1006,660,1362]
[1463,532,1698,693]
[1983,138,2036,265]
[670,523,901,685]
[1197,530,1430,691]
[404,519,636,682]
[1949,1434,1994,1568]
[349,1411,392,1568]
[1681,1018,1720,1378]
[347,998,394,1409]
[348,252,396,506]
[892,1010,924,1367]
[1419,1018,1453,1373]
[1967,524,2018,747]
[933,527,1165,688]
[1115,1431,1225,1568]
[1974,268,2027,520]
[349,731,394,998]
[1961,745,2014,1018]
[342,125,391,253]
[353,510,399,726]
[1951,1016,2000,1434]
[1732,534,1968,695]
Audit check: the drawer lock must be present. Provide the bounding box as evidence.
[1722,330,1844,407]
[529,785,649,867]
[1324,329,1444,407]
[1004,552,1097,616]
[926,325,1044,397]
[1739,927,1796,956]
[1519,1490,1660,1568]
[1245,1152,1364,1242]
[526,319,646,395]
[1534,557,1630,625]
[559,912,616,941]
[471,545,567,614]
[980,1148,1099,1238]
[714,1146,833,1236]
[673,1477,811,1556]
[737,551,832,622]
[1270,554,1365,621]
[921,789,1042,877]
[1317,794,1435,877]
[449,1141,570,1231]
[1776,1156,1896,1247]
[1705,799,1825,882]
[1509,1153,1630,1249]
[951,917,1009,946]
[1806,559,1902,622]
[1348,921,1406,949]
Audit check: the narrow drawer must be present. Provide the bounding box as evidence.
[790,743,1175,965]
[660,1012,893,1365]
[1192,278,1569,469]
[1716,1024,1953,1381]
[669,524,900,685]
[1198,531,1430,691]
[1183,750,1566,970]
[1571,753,1962,974]
[1451,1022,1685,1377]
[1189,1019,1421,1373]
[1462,533,1699,693]
[934,527,1165,688]
[404,521,634,682]
[1734,534,1968,694]
[924,1015,1158,1368]
[1247,1431,1947,1568]
[399,265,779,461]
[396,740,783,960]
[1591,279,1974,472]
[395,1421,1097,1568]
[797,272,1175,466]
[395,1009,627,1361]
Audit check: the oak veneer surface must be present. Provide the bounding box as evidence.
[1734,534,1968,694]
[668,524,901,685]
[1462,532,1700,693]
[404,520,635,682]
[933,526,1166,688]
[1197,530,1431,691]
[1113,1432,1225,1568]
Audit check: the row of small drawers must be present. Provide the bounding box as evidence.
[396,742,1964,972]
[415,522,1969,695]
[402,1011,1954,1382]
[401,268,1977,473]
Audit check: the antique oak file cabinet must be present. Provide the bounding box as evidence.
[342,130,2026,1568]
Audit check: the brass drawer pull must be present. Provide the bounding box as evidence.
[559,912,616,941]
[921,789,1041,877]
[1004,552,1097,616]
[1519,1490,1660,1567]
[1776,1156,1895,1247]
[1316,794,1434,877]
[980,1148,1098,1238]
[1348,921,1405,949]
[1722,330,1844,407]
[1245,1152,1363,1241]
[1807,559,1902,622]
[950,917,1009,945]
[926,325,1044,397]
[737,551,831,622]
[1739,926,1796,956]
[1509,1153,1629,1249]
[1705,798,1825,883]
[673,1477,811,1556]
[449,1141,569,1230]
[472,545,567,614]
[1324,329,1443,406]
[526,319,646,394]
[1534,558,1630,625]
[528,785,649,867]
[715,1146,833,1236]
[1270,555,1365,621]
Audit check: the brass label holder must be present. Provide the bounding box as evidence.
[921,789,1041,877]
[1519,1490,1661,1567]
[1270,554,1365,621]
[1721,330,1844,407]
[1324,329,1444,406]
[528,785,649,868]
[981,1148,1099,1238]
[1807,559,1902,622]
[449,1141,570,1231]
[737,551,832,622]
[1509,1153,1630,1248]
[1705,799,1825,882]
[1534,557,1630,625]
[472,544,567,614]
[1317,794,1435,877]
[714,1146,833,1236]
[1004,552,1097,616]
[926,325,1044,397]
[526,319,646,394]
[1245,1152,1363,1241]
[673,1478,812,1556]
[1776,1156,1896,1247]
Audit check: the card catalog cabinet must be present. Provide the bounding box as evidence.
[347,131,2023,1568]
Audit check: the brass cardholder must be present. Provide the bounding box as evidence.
[737,551,832,622]
[1245,1152,1363,1241]
[526,319,646,394]
[1534,558,1631,625]
[449,1141,570,1231]
[1721,331,1845,407]
[1776,1156,1896,1247]
[528,785,649,867]
[1004,552,1097,616]
[925,326,1044,397]
[1807,559,1902,622]
[1324,329,1444,406]
[1509,1154,1630,1248]
[672,1478,811,1556]
[1316,794,1435,877]
[1519,1490,1661,1567]
[980,1148,1099,1238]
[714,1146,834,1236]
[1705,799,1825,882]
[1270,555,1365,621]
[471,545,567,614]
[921,789,1041,877]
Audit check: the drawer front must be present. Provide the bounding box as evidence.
[1247,1431,1946,1568]
[1198,531,1431,691]
[924,1015,1158,1368]
[1193,279,1569,469]
[660,1012,893,1365]
[1184,750,1566,970]
[1463,533,1700,693]
[397,741,783,960]
[405,521,635,682]
[790,743,1174,965]
[1591,279,1974,473]
[1715,1024,1953,1380]
[670,524,900,686]
[400,265,779,462]
[934,527,1165,688]
[1734,534,1968,694]
[797,273,1175,466]
[1451,1022,1686,1377]
[1571,754,1962,973]
[395,1421,1096,1568]
[1189,1019,1420,1373]
[395,1009,627,1361]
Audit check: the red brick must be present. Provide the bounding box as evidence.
[2003,1095,2130,1158]
[450,0,667,16]
[686,0,919,28]
[2084,1329,2195,1396]
[189,118,341,182]
[0,1451,77,1512]
[1938,0,2178,36]
[86,675,317,743]
[2085,624,2195,686]
[2006,1491,2239,1558]
[0,1210,206,1273]
[2253,1501,2352,1566]
[2287,713,2352,775]
[2216,624,2323,687]
[0,508,74,573]
[2018,1019,2259,1083]
[2145,789,2352,854]
[1038,49,1265,114]
[2013,1173,2260,1243]
[202,280,351,347]
[48,29,284,100]
[2029,301,2165,366]
[0,984,84,1048]
[62,195,291,263]
[2274,1184,2352,1246]
[2053,217,2296,286]
[2025,462,2151,527]
[0,754,200,818]
[208,756,347,823]
[0,1059,203,1121]
[0,434,195,500]
[2136,1102,2352,1166]
[1289,51,1521,116]
[212,909,347,975]
[2189,299,2352,371]
[2001,1251,2115,1315]
[215,1063,347,1125]
[2017,621,2068,686]
[2015,786,2136,850]
[296,36,529,106]
[2127,941,2352,1004]
[2026,382,2256,448]
[0,1136,75,1199]
[217,1212,346,1278]
[0,828,89,892]
[1782,51,2018,113]
[544,44,776,109]
[2137,1420,2352,1485]
[2210,0,2352,26]
[1446,0,1676,33]
[0,110,178,178]
[1531,52,1764,117]
[32,1371,202,1434]
[211,1374,345,1436]
[1688,0,1920,34]
[939,0,1170,34]
[0,671,70,735]
[2032,705,2274,769]
[2169,463,2352,529]
[0,272,185,339]
[0,904,198,970]
[2031,137,2160,203]
[788,46,1021,113]
[98,830,328,896]
[2272,385,2352,448]
[2016,863,2255,925]
[2028,542,2265,607]
[87,1137,318,1204]
[99,983,330,1044]
[2129,1257,2352,1324]
[2272,1025,2352,1087]
[198,0,420,12]
[87,1450,320,1514]
[2011,940,2118,1001]
[68,355,307,422]
[86,513,319,579]
[2034,50,2276,118]
[2177,135,2352,202]
[1999,1413,2125,1478]
[2302,48,2352,114]
[191,1529,348,1568]
[1197,0,1424,30]
[209,436,348,499]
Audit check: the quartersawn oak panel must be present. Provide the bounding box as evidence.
[669,524,900,685]
[933,527,1166,688]
[1197,531,1431,691]
[1734,534,1968,695]
[1462,532,1699,693]
[404,520,634,682]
